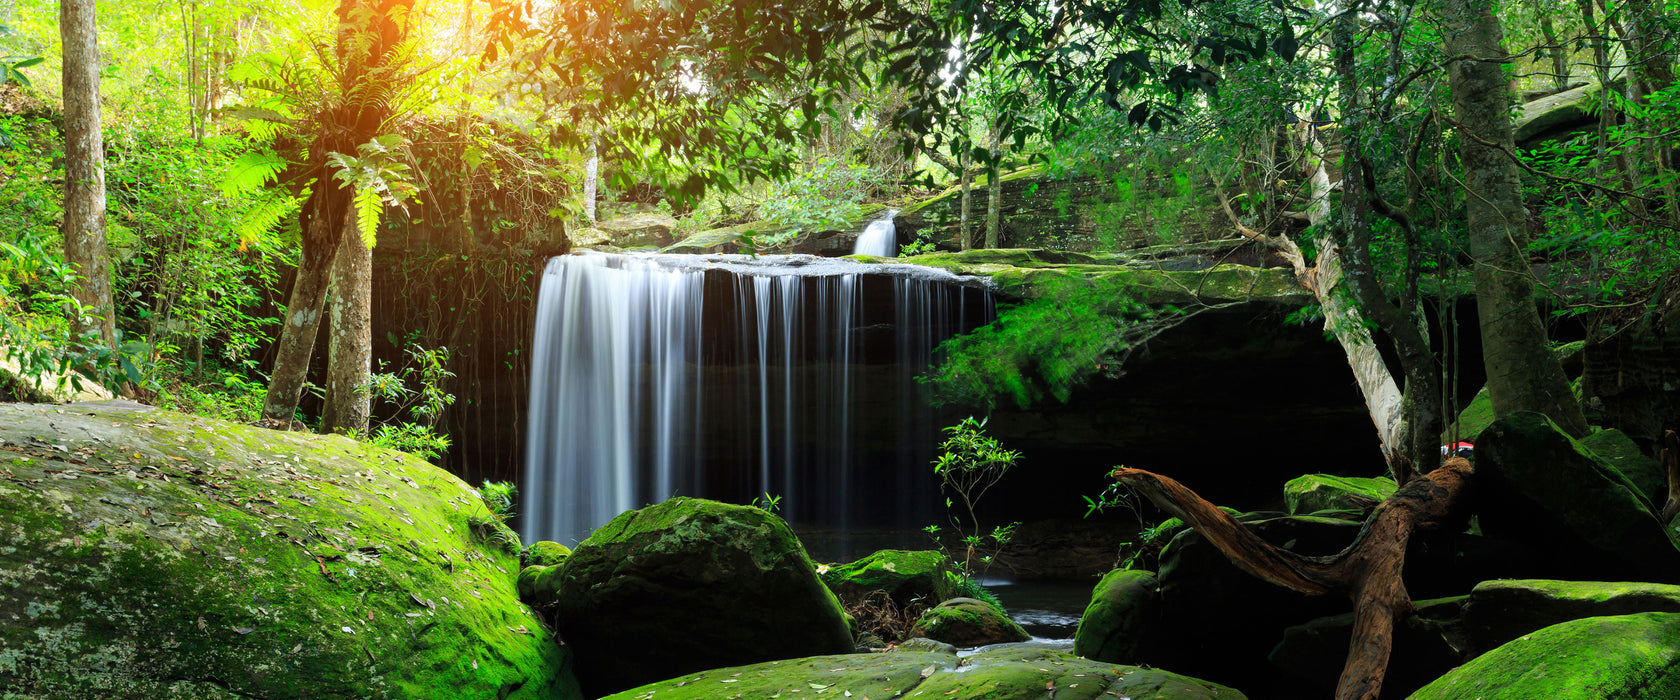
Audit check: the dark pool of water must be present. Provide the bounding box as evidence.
[978,577,1094,640]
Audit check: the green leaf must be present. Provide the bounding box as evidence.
[354,188,383,249]
[220,152,289,197]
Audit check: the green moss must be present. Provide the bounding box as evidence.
[910,598,1028,646]
[1282,474,1397,516]
[1412,612,1680,699]
[0,402,579,699]
[599,646,1245,700]
[523,540,572,567]
[820,549,956,605]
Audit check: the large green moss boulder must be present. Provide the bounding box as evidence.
[1074,569,1161,663]
[819,549,956,607]
[1283,474,1397,517]
[0,401,578,699]
[546,497,852,697]
[1410,612,1680,699]
[1464,579,1680,656]
[1474,411,1680,580]
[910,596,1030,646]
[602,645,1247,699]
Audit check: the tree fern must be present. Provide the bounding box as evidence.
[219,152,289,198]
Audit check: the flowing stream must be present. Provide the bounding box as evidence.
[523,251,991,547]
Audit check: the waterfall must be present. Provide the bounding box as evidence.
[523,251,990,548]
[852,209,899,257]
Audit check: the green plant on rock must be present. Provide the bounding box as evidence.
[362,343,456,461]
[479,480,518,522]
[933,416,1020,582]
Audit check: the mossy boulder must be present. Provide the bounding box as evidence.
[1073,569,1161,664]
[1474,411,1680,580]
[909,596,1030,646]
[517,563,564,602]
[545,496,853,697]
[574,212,678,249]
[819,549,956,607]
[523,540,571,567]
[1410,612,1680,699]
[602,645,1247,700]
[1464,579,1680,656]
[1579,429,1665,508]
[1283,474,1397,517]
[0,401,578,699]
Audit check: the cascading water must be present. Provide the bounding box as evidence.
[852,209,899,257]
[523,251,991,548]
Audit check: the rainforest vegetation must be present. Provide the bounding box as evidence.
[3,0,1680,697]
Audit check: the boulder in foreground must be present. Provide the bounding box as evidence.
[603,645,1247,699]
[0,401,577,699]
[1410,612,1680,700]
[546,496,852,697]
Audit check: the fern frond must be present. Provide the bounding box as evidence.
[220,152,290,198]
[354,188,383,250]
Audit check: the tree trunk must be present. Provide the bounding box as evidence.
[1441,0,1589,436]
[59,0,116,352]
[262,187,348,423]
[584,138,599,224]
[985,128,1003,248]
[322,224,372,435]
[261,0,412,425]
[959,166,974,250]
[1538,15,1570,93]
[1334,8,1442,481]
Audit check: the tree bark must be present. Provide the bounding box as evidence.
[322,223,372,435]
[1537,15,1570,93]
[985,128,1003,248]
[1441,0,1589,436]
[1335,8,1442,481]
[263,187,349,423]
[59,0,116,351]
[1112,458,1475,700]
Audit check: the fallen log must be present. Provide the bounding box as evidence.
[1111,457,1475,700]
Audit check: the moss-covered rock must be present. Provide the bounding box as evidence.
[902,248,1309,306]
[546,496,853,697]
[1464,579,1680,656]
[523,540,572,567]
[1073,569,1160,664]
[516,563,563,601]
[602,645,1247,700]
[1410,612,1680,699]
[819,549,956,608]
[1282,474,1397,517]
[0,401,578,699]
[1579,429,1665,508]
[1474,411,1680,580]
[909,596,1030,647]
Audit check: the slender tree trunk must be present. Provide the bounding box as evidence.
[584,138,599,223]
[959,164,974,250]
[1441,0,1589,436]
[1538,15,1570,92]
[985,128,1003,248]
[60,0,116,351]
[263,188,348,423]
[322,224,372,435]
[1335,8,1442,481]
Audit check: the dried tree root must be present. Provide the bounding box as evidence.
[1110,457,1475,700]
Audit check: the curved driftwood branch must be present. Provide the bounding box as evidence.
[1111,457,1475,700]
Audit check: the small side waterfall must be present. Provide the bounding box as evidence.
[523,251,990,547]
[852,210,899,257]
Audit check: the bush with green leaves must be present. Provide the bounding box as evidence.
[923,276,1179,409]
[756,158,884,246]
[361,343,456,460]
[930,416,1021,582]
